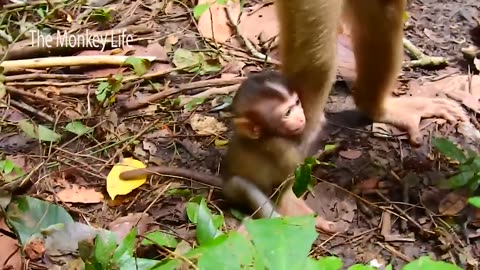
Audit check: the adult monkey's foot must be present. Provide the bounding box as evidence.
[378,97,469,146]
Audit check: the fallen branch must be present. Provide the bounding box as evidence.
[2,0,61,10]
[6,99,55,123]
[7,66,183,88]
[120,77,245,111]
[6,86,67,107]
[5,73,90,82]
[1,55,157,73]
[178,84,239,106]
[403,38,447,68]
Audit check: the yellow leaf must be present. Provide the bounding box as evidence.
[214,138,228,147]
[106,158,147,199]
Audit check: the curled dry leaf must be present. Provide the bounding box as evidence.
[197,0,241,43]
[189,113,227,135]
[339,149,362,160]
[56,184,104,204]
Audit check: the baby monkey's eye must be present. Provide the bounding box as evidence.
[284,107,292,117]
[295,98,300,106]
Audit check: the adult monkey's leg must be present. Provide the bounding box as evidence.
[346,0,468,146]
[274,0,343,232]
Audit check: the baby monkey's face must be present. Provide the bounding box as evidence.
[275,92,306,136]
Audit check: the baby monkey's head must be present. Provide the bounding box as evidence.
[232,70,306,139]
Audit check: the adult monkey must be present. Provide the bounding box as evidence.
[272,0,468,221]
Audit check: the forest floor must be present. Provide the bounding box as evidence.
[0,0,480,269]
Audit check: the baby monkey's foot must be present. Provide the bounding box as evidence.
[380,96,469,146]
[278,191,343,233]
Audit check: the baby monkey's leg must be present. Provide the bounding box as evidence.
[347,0,468,145]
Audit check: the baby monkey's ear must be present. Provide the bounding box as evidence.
[233,117,261,139]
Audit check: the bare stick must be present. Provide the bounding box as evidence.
[403,38,447,68]
[6,86,66,107]
[7,99,55,123]
[5,73,90,81]
[1,55,157,73]
[120,77,245,111]
[179,84,239,106]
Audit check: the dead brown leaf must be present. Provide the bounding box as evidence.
[438,191,468,216]
[24,238,45,260]
[108,213,154,243]
[125,43,168,61]
[197,0,240,43]
[238,4,278,48]
[353,178,380,194]
[0,218,22,270]
[339,149,362,160]
[56,184,103,204]
[412,75,480,113]
[305,182,356,230]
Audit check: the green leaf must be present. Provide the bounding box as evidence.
[124,57,150,76]
[0,159,15,175]
[244,215,317,270]
[65,121,93,136]
[96,75,123,103]
[468,196,480,208]
[172,48,221,75]
[216,0,228,4]
[193,3,211,19]
[191,232,262,270]
[142,231,178,248]
[324,144,337,151]
[172,48,202,72]
[432,137,467,163]
[113,228,161,269]
[96,81,110,102]
[93,230,117,269]
[447,171,474,188]
[385,264,393,270]
[316,256,343,270]
[196,198,222,245]
[6,196,74,245]
[184,97,206,111]
[293,157,319,197]
[18,120,62,142]
[403,256,462,270]
[114,228,136,263]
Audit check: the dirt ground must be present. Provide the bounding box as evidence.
[0,0,480,269]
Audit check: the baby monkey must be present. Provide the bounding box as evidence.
[120,70,338,232]
[221,70,338,232]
